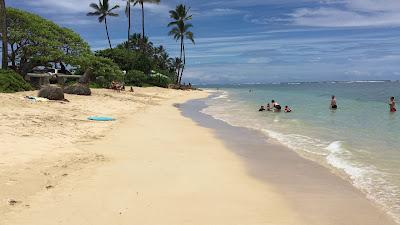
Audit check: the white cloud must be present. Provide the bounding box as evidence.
[195,8,245,17]
[289,0,400,27]
[247,57,272,64]
[22,0,171,15]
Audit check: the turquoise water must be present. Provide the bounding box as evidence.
[201,81,400,223]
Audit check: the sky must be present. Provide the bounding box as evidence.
[8,0,400,84]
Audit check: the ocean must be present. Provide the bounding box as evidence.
[201,81,400,223]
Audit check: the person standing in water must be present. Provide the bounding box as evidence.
[271,100,281,112]
[331,95,338,109]
[389,97,397,112]
[266,103,272,111]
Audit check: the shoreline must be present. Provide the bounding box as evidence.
[0,88,397,224]
[179,95,398,225]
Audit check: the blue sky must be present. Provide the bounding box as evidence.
[9,0,400,84]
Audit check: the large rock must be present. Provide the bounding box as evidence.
[38,85,65,100]
[79,68,92,85]
[64,83,91,96]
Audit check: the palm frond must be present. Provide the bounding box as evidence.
[89,3,100,10]
[87,11,102,16]
[185,31,195,44]
[98,14,106,22]
[167,21,178,27]
[108,12,119,17]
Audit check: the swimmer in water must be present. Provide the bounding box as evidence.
[259,105,266,111]
[271,100,281,112]
[266,103,272,111]
[389,96,397,112]
[331,95,338,109]
[284,106,292,113]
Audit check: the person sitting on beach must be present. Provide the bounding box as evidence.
[111,81,116,89]
[331,95,338,109]
[130,87,134,92]
[259,105,266,111]
[266,103,272,111]
[284,106,292,113]
[389,97,397,112]
[271,100,281,111]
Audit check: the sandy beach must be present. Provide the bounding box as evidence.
[0,88,397,225]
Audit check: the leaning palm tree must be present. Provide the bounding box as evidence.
[168,4,194,84]
[168,20,194,84]
[134,0,160,39]
[125,0,135,42]
[0,0,7,69]
[87,0,119,49]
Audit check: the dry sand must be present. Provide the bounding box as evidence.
[0,88,304,225]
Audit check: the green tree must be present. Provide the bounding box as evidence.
[134,0,160,40]
[0,0,7,69]
[125,69,147,86]
[96,47,152,75]
[6,8,91,75]
[168,4,194,84]
[87,0,119,49]
[77,55,124,87]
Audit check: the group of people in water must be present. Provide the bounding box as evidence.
[259,100,292,113]
[259,95,397,113]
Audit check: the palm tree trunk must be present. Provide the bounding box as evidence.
[104,17,112,49]
[141,2,145,38]
[179,43,186,84]
[127,2,131,42]
[0,0,7,69]
[178,36,183,84]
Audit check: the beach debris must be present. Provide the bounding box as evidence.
[64,83,91,96]
[62,173,68,177]
[38,85,65,100]
[8,199,21,206]
[45,185,54,190]
[87,116,115,121]
[23,96,49,102]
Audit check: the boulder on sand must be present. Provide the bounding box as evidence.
[63,68,92,96]
[38,85,65,100]
[64,83,91,96]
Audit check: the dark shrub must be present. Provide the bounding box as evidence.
[147,75,171,88]
[125,70,148,87]
[0,69,32,93]
[76,55,124,88]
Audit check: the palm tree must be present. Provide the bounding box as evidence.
[125,0,135,42]
[134,0,160,39]
[168,4,194,84]
[172,57,182,84]
[0,0,7,69]
[87,0,119,49]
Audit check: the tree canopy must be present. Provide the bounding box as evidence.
[6,8,91,75]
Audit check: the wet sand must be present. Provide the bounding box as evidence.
[179,97,397,225]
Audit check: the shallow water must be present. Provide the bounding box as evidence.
[201,82,400,223]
